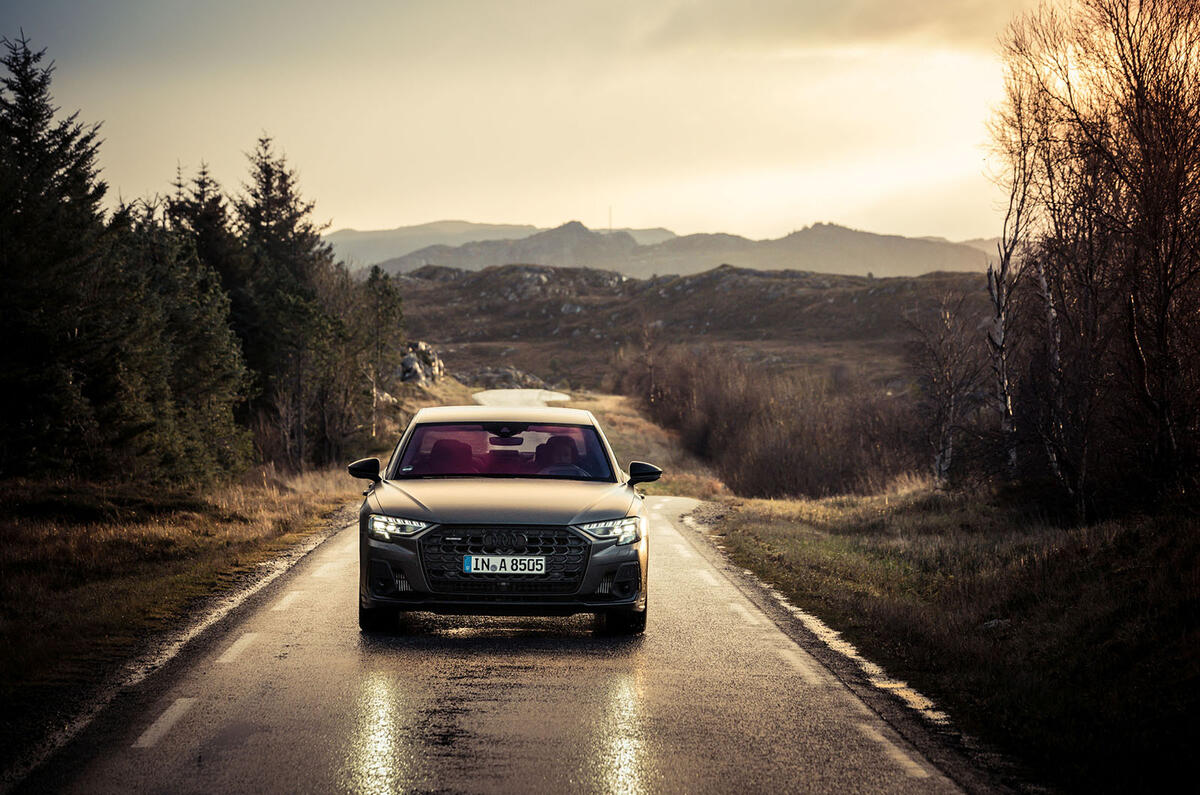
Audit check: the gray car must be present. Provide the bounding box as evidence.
[347,405,662,633]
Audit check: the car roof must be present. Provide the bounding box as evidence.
[409,405,601,426]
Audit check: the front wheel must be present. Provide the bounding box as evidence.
[602,605,647,634]
[359,604,396,633]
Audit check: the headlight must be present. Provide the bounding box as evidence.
[367,514,430,541]
[575,516,645,545]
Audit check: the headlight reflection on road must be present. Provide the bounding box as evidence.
[597,672,655,795]
[340,672,420,794]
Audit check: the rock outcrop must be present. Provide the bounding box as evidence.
[400,341,446,384]
[458,366,550,390]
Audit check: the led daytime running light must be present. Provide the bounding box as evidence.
[576,516,644,545]
[368,514,430,540]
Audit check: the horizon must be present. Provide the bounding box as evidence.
[323,216,994,245]
[2,0,1034,242]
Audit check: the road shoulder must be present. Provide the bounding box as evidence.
[674,499,1042,795]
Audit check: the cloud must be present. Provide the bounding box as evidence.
[642,0,1034,52]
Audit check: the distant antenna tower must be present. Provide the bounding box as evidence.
[608,206,612,235]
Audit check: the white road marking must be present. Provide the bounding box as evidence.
[856,723,930,779]
[697,570,719,587]
[271,591,303,611]
[672,543,695,559]
[774,646,826,686]
[217,632,259,664]
[132,698,196,748]
[312,561,338,578]
[728,602,763,626]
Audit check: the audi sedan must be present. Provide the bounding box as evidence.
[347,405,662,633]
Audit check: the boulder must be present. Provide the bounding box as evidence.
[399,341,446,383]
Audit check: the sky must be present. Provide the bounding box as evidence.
[1,0,1035,240]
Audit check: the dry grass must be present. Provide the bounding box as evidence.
[0,467,356,685]
[566,392,728,499]
[612,346,922,498]
[702,485,1200,793]
[0,464,364,773]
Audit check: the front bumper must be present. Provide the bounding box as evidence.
[359,521,648,616]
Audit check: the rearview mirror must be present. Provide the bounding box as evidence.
[347,457,381,482]
[627,461,662,485]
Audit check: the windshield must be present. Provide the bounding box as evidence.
[393,422,616,481]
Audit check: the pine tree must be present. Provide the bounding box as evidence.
[232,137,339,468]
[0,34,112,472]
[169,165,256,353]
[122,202,253,478]
[1,35,250,480]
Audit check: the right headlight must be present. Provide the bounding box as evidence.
[575,516,645,545]
[367,514,430,541]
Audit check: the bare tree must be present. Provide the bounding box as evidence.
[987,67,1039,479]
[996,0,1200,507]
[909,295,987,485]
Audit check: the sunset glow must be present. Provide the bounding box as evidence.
[5,0,1033,239]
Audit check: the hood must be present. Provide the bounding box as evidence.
[368,478,636,526]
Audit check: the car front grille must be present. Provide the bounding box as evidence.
[419,525,590,596]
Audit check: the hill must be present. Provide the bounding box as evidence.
[325,220,540,266]
[379,221,988,278]
[397,262,986,389]
[325,220,676,266]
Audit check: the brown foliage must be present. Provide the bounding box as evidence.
[613,346,921,499]
[993,0,1200,512]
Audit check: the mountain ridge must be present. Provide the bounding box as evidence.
[375,220,989,279]
[325,220,676,266]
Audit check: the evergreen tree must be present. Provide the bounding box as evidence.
[0,34,128,473]
[0,35,251,480]
[119,202,252,479]
[168,164,257,394]
[1,35,409,476]
[232,137,339,468]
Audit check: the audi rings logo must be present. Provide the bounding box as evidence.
[484,532,528,551]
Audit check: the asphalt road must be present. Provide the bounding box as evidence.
[23,495,961,794]
[21,390,968,793]
[472,388,572,407]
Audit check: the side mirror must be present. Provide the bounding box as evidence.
[348,457,381,483]
[628,461,662,485]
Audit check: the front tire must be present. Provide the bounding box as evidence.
[602,605,647,634]
[359,604,396,633]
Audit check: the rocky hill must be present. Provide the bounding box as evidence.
[380,221,988,279]
[384,222,641,274]
[397,262,986,389]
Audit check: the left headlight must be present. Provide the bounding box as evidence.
[367,514,430,541]
[575,516,645,545]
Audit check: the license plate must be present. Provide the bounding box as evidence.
[463,555,545,574]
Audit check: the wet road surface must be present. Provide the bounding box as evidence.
[472,389,571,407]
[26,496,961,794]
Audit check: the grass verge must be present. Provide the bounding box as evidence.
[0,467,356,771]
[699,481,1199,793]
